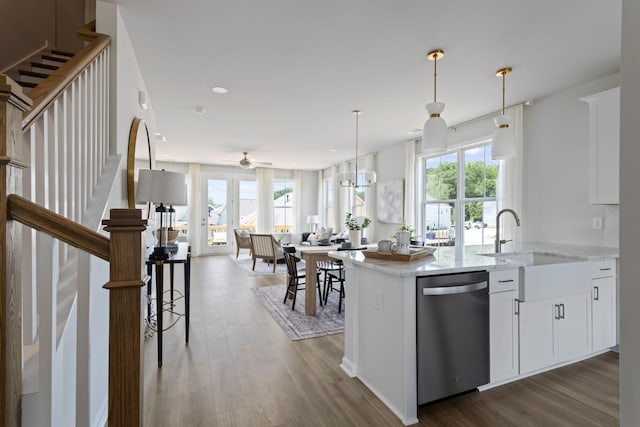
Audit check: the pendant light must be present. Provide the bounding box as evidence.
[420,49,448,155]
[492,67,516,159]
[338,110,376,188]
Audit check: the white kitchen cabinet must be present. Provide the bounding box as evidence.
[490,289,519,383]
[592,259,617,351]
[519,292,592,374]
[580,87,620,204]
[489,269,520,383]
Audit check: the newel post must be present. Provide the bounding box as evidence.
[102,209,146,427]
[0,76,31,426]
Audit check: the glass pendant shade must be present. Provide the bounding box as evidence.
[492,114,516,160]
[362,171,377,186]
[337,171,356,187]
[421,102,448,155]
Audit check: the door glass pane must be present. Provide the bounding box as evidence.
[463,201,497,252]
[425,153,458,200]
[239,180,257,233]
[273,181,293,233]
[207,179,228,247]
[464,145,499,198]
[173,205,189,241]
[422,202,456,247]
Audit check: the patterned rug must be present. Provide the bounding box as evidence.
[229,253,288,276]
[252,284,345,340]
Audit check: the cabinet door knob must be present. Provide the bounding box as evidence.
[594,286,600,301]
[554,304,560,320]
[514,298,520,315]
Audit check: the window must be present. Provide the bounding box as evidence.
[273,180,294,233]
[420,143,499,252]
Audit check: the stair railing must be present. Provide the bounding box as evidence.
[0,20,145,427]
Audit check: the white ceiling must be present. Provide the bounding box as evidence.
[115,0,621,170]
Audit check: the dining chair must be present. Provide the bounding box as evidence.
[324,260,345,313]
[250,233,284,273]
[282,246,322,311]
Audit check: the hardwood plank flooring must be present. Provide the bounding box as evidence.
[143,255,620,426]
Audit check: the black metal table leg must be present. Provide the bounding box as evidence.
[155,260,164,368]
[185,252,191,344]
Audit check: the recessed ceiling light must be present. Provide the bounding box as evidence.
[330,149,337,152]
[161,154,169,157]
[211,86,228,94]
[195,106,206,115]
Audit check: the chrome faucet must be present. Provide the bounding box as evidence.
[495,209,521,253]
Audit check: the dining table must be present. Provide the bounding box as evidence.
[297,244,341,316]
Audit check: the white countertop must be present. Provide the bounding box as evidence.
[329,242,619,277]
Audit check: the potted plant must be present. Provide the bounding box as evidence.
[345,213,371,246]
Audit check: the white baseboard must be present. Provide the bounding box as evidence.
[340,357,357,378]
[357,374,419,426]
[479,348,615,391]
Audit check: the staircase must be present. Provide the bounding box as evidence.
[0,20,146,427]
[6,50,75,92]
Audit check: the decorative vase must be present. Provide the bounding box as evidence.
[348,229,362,247]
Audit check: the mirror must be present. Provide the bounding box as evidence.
[127,117,152,214]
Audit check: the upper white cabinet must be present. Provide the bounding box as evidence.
[580,87,620,204]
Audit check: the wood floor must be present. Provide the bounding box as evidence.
[143,254,620,426]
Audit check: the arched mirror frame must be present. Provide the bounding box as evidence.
[127,117,152,215]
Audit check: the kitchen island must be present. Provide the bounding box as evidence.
[329,243,618,426]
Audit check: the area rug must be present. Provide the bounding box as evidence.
[252,284,344,340]
[230,253,288,276]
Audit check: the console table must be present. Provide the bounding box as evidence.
[146,242,191,367]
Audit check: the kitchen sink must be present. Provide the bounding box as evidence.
[481,252,591,301]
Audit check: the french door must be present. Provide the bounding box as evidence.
[200,174,257,255]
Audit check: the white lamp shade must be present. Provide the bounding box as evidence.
[362,171,377,186]
[337,171,356,186]
[420,102,448,155]
[306,215,319,225]
[136,169,187,205]
[491,114,516,160]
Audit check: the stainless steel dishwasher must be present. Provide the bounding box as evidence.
[416,271,489,405]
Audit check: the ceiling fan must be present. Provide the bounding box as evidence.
[224,152,272,169]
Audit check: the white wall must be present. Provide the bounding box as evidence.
[74,3,158,426]
[620,0,640,423]
[522,73,620,246]
[372,142,406,242]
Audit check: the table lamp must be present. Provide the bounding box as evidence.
[307,215,319,233]
[136,169,187,260]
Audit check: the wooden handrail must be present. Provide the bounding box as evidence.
[21,20,111,131]
[7,194,110,261]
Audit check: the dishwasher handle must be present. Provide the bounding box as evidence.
[422,281,488,296]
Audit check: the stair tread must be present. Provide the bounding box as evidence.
[18,81,37,88]
[19,69,48,79]
[51,49,74,57]
[31,61,58,71]
[41,54,68,63]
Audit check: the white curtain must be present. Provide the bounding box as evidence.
[498,104,524,243]
[187,163,201,256]
[331,165,340,231]
[338,162,350,231]
[362,153,376,241]
[293,170,302,234]
[256,168,274,233]
[404,140,417,229]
